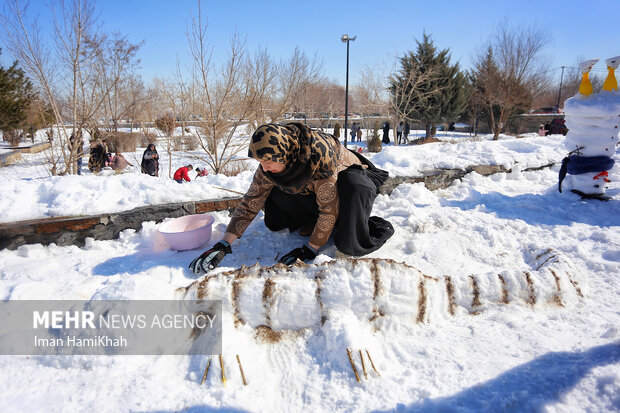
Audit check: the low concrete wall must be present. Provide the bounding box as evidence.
[0,142,50,167]
[16,142,51,154]
[0,151,22,167]
[0,197,242,250]
[0,162,555,250]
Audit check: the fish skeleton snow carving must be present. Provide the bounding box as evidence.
[177,249,584,332]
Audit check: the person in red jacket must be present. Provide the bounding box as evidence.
[173,164,193,183]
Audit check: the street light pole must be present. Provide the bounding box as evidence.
[556,66,566,112]
[341,34,356,149]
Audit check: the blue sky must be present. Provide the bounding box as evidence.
[3,0,619,85]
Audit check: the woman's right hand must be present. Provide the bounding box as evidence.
[188,241,232,273]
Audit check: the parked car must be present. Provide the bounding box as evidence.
[549,118,568,135]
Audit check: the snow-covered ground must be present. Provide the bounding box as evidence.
[0,132,619,412]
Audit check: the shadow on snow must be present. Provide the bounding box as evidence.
[382,342,620,412]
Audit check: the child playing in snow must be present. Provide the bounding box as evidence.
[173,164,193,183]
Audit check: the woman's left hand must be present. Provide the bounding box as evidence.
[279,244,318,265]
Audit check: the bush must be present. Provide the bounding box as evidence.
[367,122,382,153]
[141,129,157,148]
[106,132,140,153]
[155,114,176,136]
[3,129,23,147]
[171,134,199,151]
[183,135,198,151]
[334,123,341,138]
[220,159,252,177]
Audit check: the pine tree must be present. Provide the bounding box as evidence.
[0,49,35,143]
[390,34,468,138]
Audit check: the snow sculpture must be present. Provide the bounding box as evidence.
[559,56,620,199]
[178,249,583,334]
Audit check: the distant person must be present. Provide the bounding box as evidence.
[88,139,108,173]
[349,123,357,141]
[101,139,110,155]
[544,122,551,136]
[396,122,403,144]
[109,150,133,171]
[195,167,209,177]
[538,124,546,137]
[403,122,410,144]
[173,164,193,183]
[382,122,390,144]
[69,134,84,175]
[356,127,363,142]
[141,143,159,177]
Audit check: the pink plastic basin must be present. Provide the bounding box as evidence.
[158,213,215,251]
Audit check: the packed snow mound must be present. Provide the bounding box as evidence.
[178,249,583,335]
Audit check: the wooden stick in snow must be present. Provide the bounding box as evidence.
[359,350,368,379]
[219,354,227,384]
[236,354,248,386]
[201,356,213,385]
[212,185,246,196]
[366,349,381,377]
[346,348,361,382]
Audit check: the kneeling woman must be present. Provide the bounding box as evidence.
[189,123,394,273]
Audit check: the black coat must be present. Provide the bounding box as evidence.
[382,122,390,144]
[263,150,394,256]
[141,147,159,176]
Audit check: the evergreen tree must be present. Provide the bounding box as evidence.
[390,34,468,138]
[0,49,35,138]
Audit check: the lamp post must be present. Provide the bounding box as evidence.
[556,66,566,112]
[341,34,356,148]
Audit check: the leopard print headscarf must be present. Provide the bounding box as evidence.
[248,123,340,194]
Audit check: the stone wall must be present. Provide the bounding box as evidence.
[0,151,22,167]
[0,197,241,250]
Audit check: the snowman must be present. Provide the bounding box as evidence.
[558,56,620,200]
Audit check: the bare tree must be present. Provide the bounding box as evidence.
[183,0,297,174]
[100,35,144,132]
[471,23,550,139]
[292,78,345,121]
[263,48,322,124]
[0,0,141,174]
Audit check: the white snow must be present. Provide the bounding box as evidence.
[0,132,619,412]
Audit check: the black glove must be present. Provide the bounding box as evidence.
[279,244,318,266]
[189,241,232,273]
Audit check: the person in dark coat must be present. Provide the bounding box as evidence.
[403,122,410,144]
[141,143,159,177]
[350,123,357,141]
[382,122,390,144]
[189,123,394,273]
[88,140,108,173]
